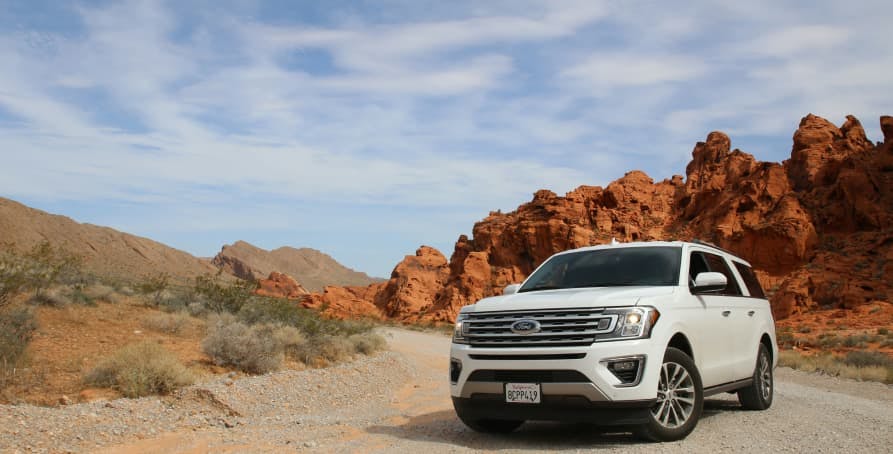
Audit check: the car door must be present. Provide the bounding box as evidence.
[685,250,736,387]
[700,253,755,383]
[728,260,770,380]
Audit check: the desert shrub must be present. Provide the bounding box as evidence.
[81,284,120,303]
[143,312,192,334]
[798,326,812,334]
[0,250,28,309]
[194,274,255,314]
[138,273,170,307]
[186,301,208,317]
[300,335,356,364]
[878,327,890,336]
[779,350,893,384]
[273,325,307,358]
[84,341,193,397]
[817,334,841,349]
[843,351,893,368]
[842,333,872,348]
[202,315,283,374]
[237,298,303,326]
[348,332,388,355]
[776,331,795,348]
[0,307,38,380]
[27,288,73,307]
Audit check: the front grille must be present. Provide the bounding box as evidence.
[464,308,616,348]
[467,370,591,383]
[469,353,587,360]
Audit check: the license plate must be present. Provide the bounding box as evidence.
[505,383,541,404]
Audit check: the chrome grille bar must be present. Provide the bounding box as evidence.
[464,308,617,348]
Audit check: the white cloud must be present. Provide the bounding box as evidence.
[561,54,708,95]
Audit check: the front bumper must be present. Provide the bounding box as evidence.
[452,395,655,425]
[450,338,663,411]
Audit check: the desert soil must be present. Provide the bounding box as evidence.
[2,328,892,453]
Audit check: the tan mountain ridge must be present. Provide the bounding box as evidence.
[0,197,218,281]
[212,240,382,292]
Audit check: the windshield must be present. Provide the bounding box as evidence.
[518,246,682,292]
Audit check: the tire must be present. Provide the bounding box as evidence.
[636,347,704,442]
[737,343,773,410]
[455,413,524,434]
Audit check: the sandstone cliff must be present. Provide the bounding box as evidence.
[311,114,892,322]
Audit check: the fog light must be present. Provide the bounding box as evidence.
[604,356,645,386]
[612,360,637,372]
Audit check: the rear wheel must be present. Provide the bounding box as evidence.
[737,343,773,410]
[636,347,704,442]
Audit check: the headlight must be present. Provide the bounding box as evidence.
[453,313,470,344]
[596,306,660,342]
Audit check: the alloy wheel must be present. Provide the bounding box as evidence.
[652,361,696,429]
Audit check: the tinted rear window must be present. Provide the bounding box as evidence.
[733,262,766,298]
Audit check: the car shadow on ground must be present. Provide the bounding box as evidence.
[366,398,747,449]
[366,410,644,450]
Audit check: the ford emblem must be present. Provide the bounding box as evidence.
[510,319,542,335]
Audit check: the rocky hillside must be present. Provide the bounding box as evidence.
[307,114,893,322]
[0,197,218,281]
[212,241,381,292]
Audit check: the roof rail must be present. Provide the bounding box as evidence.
[691,238,736,256]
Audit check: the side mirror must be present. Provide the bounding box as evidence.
[692,272,727,294]
[503,283,521,295]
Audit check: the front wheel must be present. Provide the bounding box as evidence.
[737,343,773,410]
[636,347,704,442]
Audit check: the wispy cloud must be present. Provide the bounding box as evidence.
[0,0,890,275]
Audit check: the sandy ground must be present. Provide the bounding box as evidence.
[3,328,892,453]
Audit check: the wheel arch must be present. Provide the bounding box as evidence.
[667,332,694,360]
[760,333,774,363]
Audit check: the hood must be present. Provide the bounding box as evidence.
[467,286,677,313]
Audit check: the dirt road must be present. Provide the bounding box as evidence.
[3,328,892,453]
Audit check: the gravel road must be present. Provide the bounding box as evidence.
[2,328,892,453]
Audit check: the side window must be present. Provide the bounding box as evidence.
[702,253,743,296]
[733,262,766,299]
[688,252,710,284]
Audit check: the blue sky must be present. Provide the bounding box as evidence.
[0,0,890,278]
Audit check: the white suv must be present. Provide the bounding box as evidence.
[449,241,777,441]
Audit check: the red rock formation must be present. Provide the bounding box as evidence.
[311,114,892,324]
[303,284,385,320]
[254,271,309,299]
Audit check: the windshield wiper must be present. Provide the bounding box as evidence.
[518,285,562,293]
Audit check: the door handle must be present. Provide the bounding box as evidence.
[748,310,755,317]
[722,310,731,317]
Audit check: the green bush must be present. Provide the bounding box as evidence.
[878,327,890,336]
[194,274,255,314]
[0,307,38,380]
[138,273,170,307]
[84,341,193,397]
